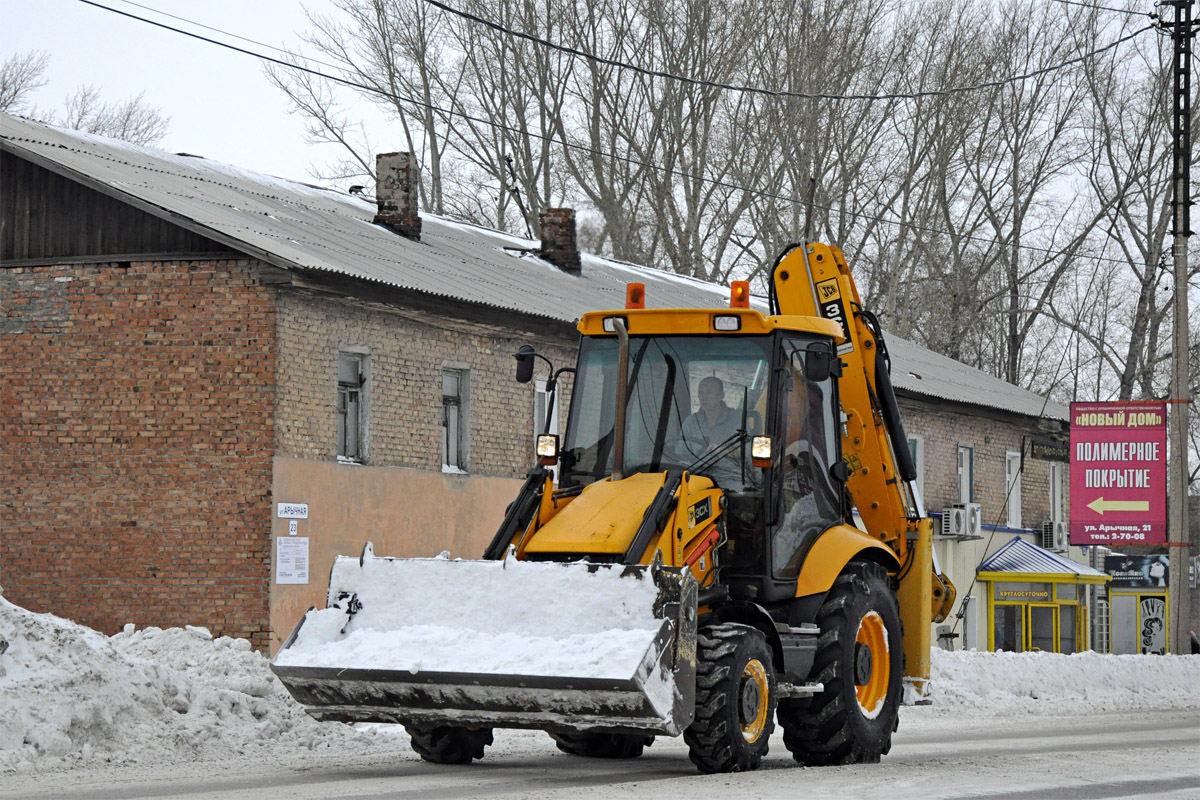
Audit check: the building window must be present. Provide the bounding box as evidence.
[1005,450,1022,528]
[907,435,925,502]
[442,368,467,472]
[534,379,560,438]
[536,379,561,481]
[957,444,974,504]
[1048,462,1064,523]
[337,352,366,461]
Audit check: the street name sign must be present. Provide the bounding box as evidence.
[1069,401,1167,545]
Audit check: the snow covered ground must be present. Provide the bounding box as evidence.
[1,593,1198,779]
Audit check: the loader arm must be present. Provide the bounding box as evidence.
[771,242,955,697]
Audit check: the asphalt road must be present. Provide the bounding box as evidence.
[4,710,1198,800]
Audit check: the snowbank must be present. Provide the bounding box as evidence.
[929,647,1200,717]
[1,596,1196,775]
[0,597,382,774]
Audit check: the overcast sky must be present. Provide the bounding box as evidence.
[1,0,393,185]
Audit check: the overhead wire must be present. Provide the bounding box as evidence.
[1050,0,1157,17]
[420,0,1153,102]
[73,0,1155,270]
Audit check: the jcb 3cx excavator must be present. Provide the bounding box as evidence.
[272,242,955,773]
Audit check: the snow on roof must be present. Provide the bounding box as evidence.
[1,112,1065,422]
[978,536,1110,578]
[886,335,1069,421]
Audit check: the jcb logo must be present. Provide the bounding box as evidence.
[819,282,840,301]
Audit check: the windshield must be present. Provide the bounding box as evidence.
[560,335,772,492]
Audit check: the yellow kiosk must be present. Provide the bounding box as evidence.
[977,537,1111,653]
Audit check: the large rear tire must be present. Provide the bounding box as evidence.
[684,623,777,773]
[405,724,493,764]
[779,561,902,765]
[549,731,654,758]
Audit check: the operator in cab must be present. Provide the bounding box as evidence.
[679,376,747,491]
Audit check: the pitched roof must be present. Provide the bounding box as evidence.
[978,536,1109,578]
[0,112,1066,422]
[886,335,1068,420]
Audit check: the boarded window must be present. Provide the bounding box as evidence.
[337,353,366,461]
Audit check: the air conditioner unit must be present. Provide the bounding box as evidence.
[940,503,983,540]
[1042,519,1068,552]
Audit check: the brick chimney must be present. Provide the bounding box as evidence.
[373,151,421,240]
[538,208,581,273]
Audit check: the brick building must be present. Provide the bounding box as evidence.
[2,114,1081,653]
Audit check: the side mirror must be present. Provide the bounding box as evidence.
[514,345,536,384]
[805,346,842,381]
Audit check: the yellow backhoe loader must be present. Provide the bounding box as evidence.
[272,242,955,773]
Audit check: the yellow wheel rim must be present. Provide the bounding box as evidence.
[854,611,889,717]
[739,659,770,741]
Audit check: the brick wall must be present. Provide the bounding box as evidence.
[275,292,576,476]
[903,401,1064,529]
[0,259,276,647]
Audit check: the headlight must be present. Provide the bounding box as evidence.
[602,316,628,333]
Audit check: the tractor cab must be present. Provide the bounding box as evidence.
[551,290,849,603]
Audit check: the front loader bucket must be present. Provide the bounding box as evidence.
[271,545,697,736]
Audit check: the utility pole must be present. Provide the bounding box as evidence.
[1164,0,1195,656]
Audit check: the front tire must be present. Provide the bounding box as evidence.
[405,724,493,764]
[779,561,902,765]
[549,731,654,758]
[684,623,777,773]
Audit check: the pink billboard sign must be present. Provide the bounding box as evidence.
[1069,402,1167,546]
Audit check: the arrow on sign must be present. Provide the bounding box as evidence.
[1087,496,1150,515]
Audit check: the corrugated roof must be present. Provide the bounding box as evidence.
[886,335,1068,420]
[0,114,730,322]
[978,536,1109,578]
[0,112,1066,422]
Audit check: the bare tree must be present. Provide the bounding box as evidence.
[1,50,169,146]
[0,50,50,113]
[57,85,170,146]
[270,0,459,211]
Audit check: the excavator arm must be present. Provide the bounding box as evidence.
[771,242,955,698]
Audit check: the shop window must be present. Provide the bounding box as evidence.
[1095,597,1110,653]
[993,605,1025,652]
[1029,605,1056,652]
[1059,605,1077,654]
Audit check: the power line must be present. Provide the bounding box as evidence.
[421,0,1152,102]
[108,0,358,76]
[73,0,1154,269]
[1051,0,1157,17]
